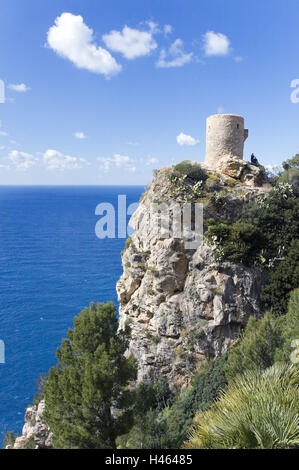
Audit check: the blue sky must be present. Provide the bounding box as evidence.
[0,0,299,185]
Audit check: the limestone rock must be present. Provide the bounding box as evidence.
[12,400,52,449]
[117,164,268,390]
[215,155,266,187]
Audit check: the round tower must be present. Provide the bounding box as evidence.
[205,114,248,168]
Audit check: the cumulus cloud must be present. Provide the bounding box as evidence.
[43,149,89,170]
[8,150,38,171]
[74,131,87,139]
[176,132,199,146]
[47,12,122,77]
[203,31,230,56]
[8,83,31,92]
[97,154,136,172]
[157,39,193,68]
[103,25,157,60]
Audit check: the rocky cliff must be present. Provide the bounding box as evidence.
[117,156,269,389]
[8,400,52,449]
[9,156,270,447]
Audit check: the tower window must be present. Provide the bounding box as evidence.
[237,124,239,129]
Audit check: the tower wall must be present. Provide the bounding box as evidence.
[205,114,248,168]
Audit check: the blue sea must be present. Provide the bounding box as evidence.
[0,185,144,444]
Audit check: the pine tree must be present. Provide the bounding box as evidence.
[44,301,136,449]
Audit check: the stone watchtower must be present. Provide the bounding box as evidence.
[205,114,248,168]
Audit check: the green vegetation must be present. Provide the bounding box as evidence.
[183,290,299,449]
[205,220,265,265]
[44,301,137,449]
[225,312,281,380]
[117,357,227,449]
[185,364,299,449]
[274,288,299,361]
[171,160,208,183]
[164,356,227,448]
[205,159,298,316]
[168,160,208,202]
[278,154,299,190]
[261,239,299,316]
[3,431,18,448]
[226,289,299,380]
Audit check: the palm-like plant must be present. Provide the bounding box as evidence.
[184,364,299,449]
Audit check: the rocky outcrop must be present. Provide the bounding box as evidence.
[215,155,266,187]
[117,162,269,389]
[10,401,52,449]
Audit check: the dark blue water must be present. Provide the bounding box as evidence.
[0,185,144,443]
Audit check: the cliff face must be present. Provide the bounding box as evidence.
[9,400,52,449]
[117,158,269,389]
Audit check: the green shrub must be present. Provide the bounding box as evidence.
[3,431,18,449]
[205,220,266,266]
[261,239,299,316]
[172,160,208,182]
[117,380,173,449]
[275,288,299,361]
[225,312,282,381]
[185,364,299,449]
[164,355,228,448]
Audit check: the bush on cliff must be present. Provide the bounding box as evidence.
[172,160,208,183]
[44,301,137,449]
[205,220,265,266]
[225,289,299,381]
[118,356,227,449]
[184,364,299,449]
[261,239,299,316]
[225,312,282,380]
[164,355,228,448]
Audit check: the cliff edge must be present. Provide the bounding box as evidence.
[117,156,269,389]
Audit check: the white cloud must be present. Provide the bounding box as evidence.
[217,106,225,113]
[103,25,157,60]
[43,149,89,170]
[157,39,193,68]
[47,12,121,77]
[203,31,230,56]
[176,132,199,146]
[8,150,38,171]
[146,21,160,34]
[146,156,159,165]
[97,153,136,172]
[164,24,173,35]
[8,83,31,92]
[74,131,87,139]
[265,164,282,175]
[0,131,8,137]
